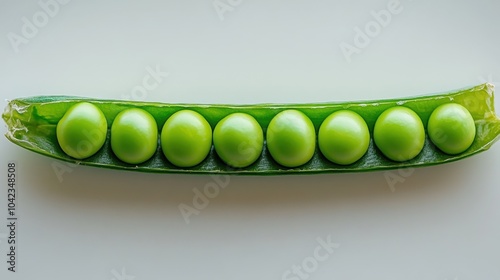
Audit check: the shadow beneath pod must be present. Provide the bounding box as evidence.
[24,150,484,215]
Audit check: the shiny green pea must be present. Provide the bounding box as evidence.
[266,110,316,168]
[56,102,107,159]
[111,108,158,164]
[161,110,212,167]
[428,103,476,154]
[374,106,425,162]
[213,113,263,168]
[318,110,370,165]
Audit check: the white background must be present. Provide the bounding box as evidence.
[1,0,500,279]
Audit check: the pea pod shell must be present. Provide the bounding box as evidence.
[2,83,500,175]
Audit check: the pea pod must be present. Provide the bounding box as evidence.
[3,83,500,175]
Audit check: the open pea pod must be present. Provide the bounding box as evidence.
[3,83,500,175]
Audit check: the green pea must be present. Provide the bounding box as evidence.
[374,106,425,162]
[56,102,107,159]
[428,103,476,154]
[111,108,158,164]
[213,113,263,168]
[161,110,212,167]
[266,110,316,167]
[318,110,370,165]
